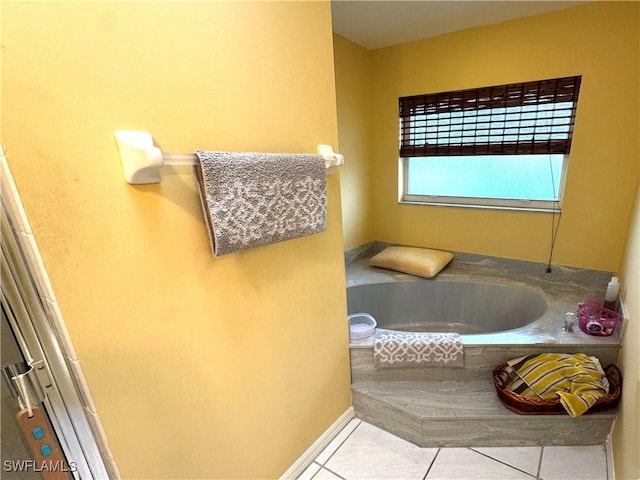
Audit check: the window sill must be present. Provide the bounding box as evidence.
[399,197,561,213]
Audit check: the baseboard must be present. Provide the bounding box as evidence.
[606,434,615,480]
[280,407,355,480]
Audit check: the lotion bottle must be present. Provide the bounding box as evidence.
[603,276,619,310]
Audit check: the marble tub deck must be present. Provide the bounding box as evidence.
[345,247,623,449]
[347,247,624,348]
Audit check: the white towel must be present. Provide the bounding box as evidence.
[373,328,464,368]
[194,151,326,257]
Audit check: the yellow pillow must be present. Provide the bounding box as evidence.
[369,246,454,278]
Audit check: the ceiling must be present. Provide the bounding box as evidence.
[331,1,591,50]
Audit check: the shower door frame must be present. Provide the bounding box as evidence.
[1,149,117,479]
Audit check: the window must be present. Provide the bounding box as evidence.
[399,76,581,211]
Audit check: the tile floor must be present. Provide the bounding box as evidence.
[297,418,609,480]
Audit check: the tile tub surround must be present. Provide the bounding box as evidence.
[344,241,375,265]
[352,380,617,448]
[349,345,620,383]
[344,247,622,449]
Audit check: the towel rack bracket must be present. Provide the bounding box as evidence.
[114,130,164,184]
[318,144,344,175]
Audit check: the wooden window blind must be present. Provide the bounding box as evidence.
[399,76,582,157]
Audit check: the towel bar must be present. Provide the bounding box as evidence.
[114,130,344,184]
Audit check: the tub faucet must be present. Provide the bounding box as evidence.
[563,312,576,333]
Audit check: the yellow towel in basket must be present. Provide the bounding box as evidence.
[505,353,609,417]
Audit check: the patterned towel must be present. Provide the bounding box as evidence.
[505,353,609,417]
[194,151,326,257]
[373,328,464,368]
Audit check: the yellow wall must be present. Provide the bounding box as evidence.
[367,2,639,271]
[1,2,351,479]
[614,180,640,480]
[333,34,374,250]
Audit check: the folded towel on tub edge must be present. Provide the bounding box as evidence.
[373,328,464,368]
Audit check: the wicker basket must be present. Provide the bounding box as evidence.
[492,363,622,415]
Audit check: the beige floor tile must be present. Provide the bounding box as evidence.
[315,418,361,465]
[324,422,438,480]
[314,468,344,480]
[539,445,607,480]
[426,448,534,479]
[472,446,542,476]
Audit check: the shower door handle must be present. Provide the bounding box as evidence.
[3,362,73,478]
[15,406,73,480]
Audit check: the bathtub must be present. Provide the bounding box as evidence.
[346,249,622,402]
[345,251,624,348]
[347,281,547,335]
